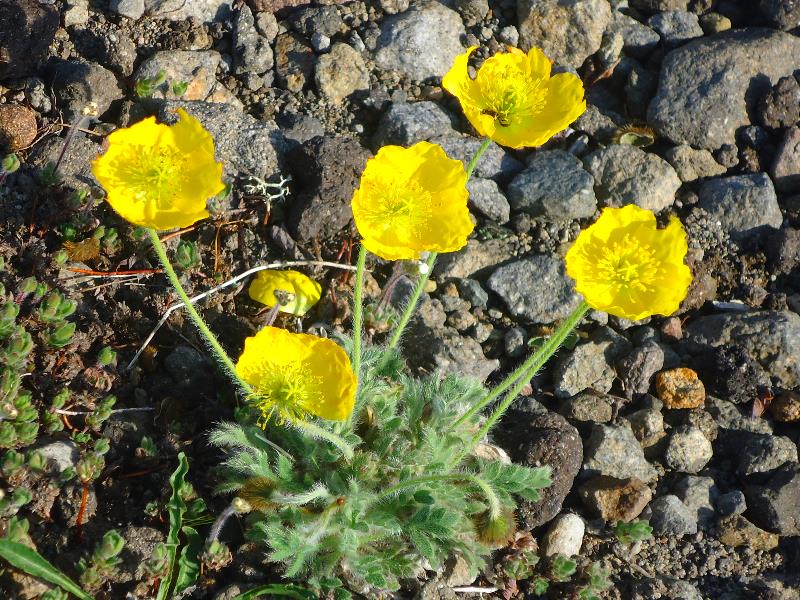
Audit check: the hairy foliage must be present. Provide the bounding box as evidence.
[211,341,552,594]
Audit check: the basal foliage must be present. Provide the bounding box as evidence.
[210,342,552,594]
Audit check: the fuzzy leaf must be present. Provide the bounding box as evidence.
[156,452,189,600]
[173,525,202,594]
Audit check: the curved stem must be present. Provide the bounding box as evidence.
[386,252,437,350]
[147,229,248,392]
[454,302,590,466]
[351,245,367,384]
[465,138,492,180]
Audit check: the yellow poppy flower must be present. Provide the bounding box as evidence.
[351,141,473,261]
[236,326,356,425]
[565,205,692,321]
[248,270,322,316]
[442,46,586,149]
[92,108,225,230]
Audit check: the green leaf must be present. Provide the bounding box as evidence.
[0,540,93,600]
[230,584,318,600]
[173,525,202,594]
[156,452,189,600]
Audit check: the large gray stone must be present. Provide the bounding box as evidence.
[697,173,782,241]
[664,144,726,182]
[373,101,454,148]
[374,1,465,81]
[434,237,517,280]
[133,50,234,104]
[646,11,702,47]
[507,151,596,221]
[233,4,273,75]
[487,256,582,324]
[648,29,800,150]
[553,328,632,399]
[517,0,612,68]
[143,0,231,22]
[430,134,524,182]
[467,178,511,223]
[583,144,680,211]
[745,463,800,535]
[0,0,58,80]
[738,435,798,478]
[649,495,698,536]
[315,43,370,103]
[686,311,800,389]
[760,0,800,31]
[583,423,658,482]
[46,59,123,122]
[605,11,660,60]
[664,426,713,474]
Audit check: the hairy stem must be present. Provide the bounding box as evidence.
[366,473,500,516]
[147,229,246,391]
[386,252,437,350]
[291,419,354,461]
[454,302,590,465]
[351,245,367,384]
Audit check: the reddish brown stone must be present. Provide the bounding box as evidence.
[656,367,706,409]
[578,475,652,522]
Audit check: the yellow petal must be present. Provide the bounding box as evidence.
[248,270,322,316]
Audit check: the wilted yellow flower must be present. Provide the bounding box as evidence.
[92,109,224,230]
[351,142,473,261]
[565,205,692,321]
[248,270,322,316]
[442,46,586,149]
[236,326,356,425]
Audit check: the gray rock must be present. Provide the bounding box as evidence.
[255,12,279,42]
[583,144,680,211]
[772,126,800,194]
[274,32,314,93]
[46,59,123,122]
[760,0,800,31]
[430,134,524,182]
[456,279,488,309]
[233,4,273,75]
[664,426,713,474]
[407,301,498,382]
[109,0,144,19]
[647,11,703,47]
[648,29,800,150]
[372,101,455,148]
[625,64,659,120]
[517,0,612,69]
[738,434,798,478]
[455,0,489,26]
[504,327,527,358]
[134,50,230,103]
[467,178,511,223]
[574,104,622,141]
[142,0,231,22]
[487,256,582,324]
[374,1,465,81]
[558,392,614,424]
[664,144,727,182]
[315,43,369,103]
[435,237,517,280]
[288,6,345,38]
[498,25,520,47]
[507,151,596,221]
[24,77,51,114]
[542,513,584,557]
[157,100,285,178]
[35,440,79,473]
[697,173,782,241]
[649,495,698,536]
[617,341,665,398]
[286,136,370,245]
[583,423,657,482]
[606,11,660,60]
[707,396,773,436]
[553,327,631,399]
[0,0,59,80]
[716,490,747,516]
[71,22,138,77]
[686,311,800,389]
[63,0,89,27]
[165,346,212,389]
[28,134,100,191]
[745,463,800,535]
[674,475,718,528]
[502,412,583,528]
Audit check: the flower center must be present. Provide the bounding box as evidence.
[248,363,322,426]
[112,144,188,208]
[594,234,659,295]
[358,177,432,239]
[479,67,547,127]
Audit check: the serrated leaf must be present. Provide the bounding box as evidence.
[0,540,93,600]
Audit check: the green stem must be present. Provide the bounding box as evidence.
[147,228,245,391]
[465,138,492,180]
[455,302,590,465]
[386,252,437,350]
[351,245,367,384]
